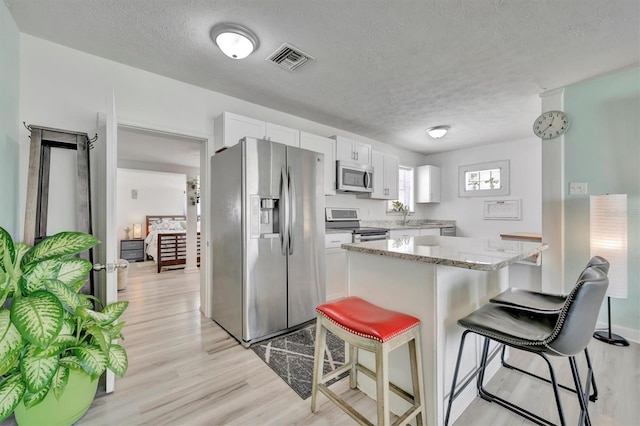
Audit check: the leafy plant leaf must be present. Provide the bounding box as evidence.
[56,258,92,286]
[33,334,76,358]
[10,291,64,348]
[0,309,23,376]
[100,301,129,325]
[20,355,59,393]
[44,279,82,313]
[87,325,110,355]
[59,355,83,371]
[21,232,99,267]
[20,259,61,295]
[108,321,126,340]
[51,365,69,400]
[108,344,128,377]
[75,346,108,380]
[76,306,109,324]
[0,374,26,423]
[22,388,48,409]
[0,227,15,274]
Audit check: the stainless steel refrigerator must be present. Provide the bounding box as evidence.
[210,137,326,347]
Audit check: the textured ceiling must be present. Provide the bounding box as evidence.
[5,0,640,155]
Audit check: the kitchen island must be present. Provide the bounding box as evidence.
[341,235,548,425]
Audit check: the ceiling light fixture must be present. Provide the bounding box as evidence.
[211,23,259,59]
[426,125,451,139]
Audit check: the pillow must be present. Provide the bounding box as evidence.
[150,219,184,231]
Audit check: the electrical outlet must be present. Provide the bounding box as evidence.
[569,182,588,195]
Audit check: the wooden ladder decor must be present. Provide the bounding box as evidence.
[23,124,97,294]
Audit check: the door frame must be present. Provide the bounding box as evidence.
[116,118,214,318]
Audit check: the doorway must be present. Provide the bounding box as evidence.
[115,123,210,316]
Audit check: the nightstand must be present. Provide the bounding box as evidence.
[120,239,145,262]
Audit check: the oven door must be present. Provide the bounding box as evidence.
[337,161,374,193]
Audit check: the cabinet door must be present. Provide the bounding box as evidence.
[353,142,372,165]
[266,122,299,147]
[215,112,265,151]
[389,228,421,239]
[384,154,399,200]
[334,135,356,162]
[300,132,336,195]
[370,151,386,198]
[419,228,440,236]
[416,165,441,203]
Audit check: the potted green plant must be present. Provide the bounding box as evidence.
[0,226,128,425]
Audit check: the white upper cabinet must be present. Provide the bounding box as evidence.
[300,131,336,195]
[415,165,441,203]
[359,150,398,200]
[265,122,300,147]
[332,135,372,166]
[214,112,299,152]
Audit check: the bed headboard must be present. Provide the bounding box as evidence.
[146,215,186,236]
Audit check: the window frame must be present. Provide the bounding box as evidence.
[458,160,510,197]
[387,165,415,213]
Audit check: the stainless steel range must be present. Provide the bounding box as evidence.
[325,208,390,242]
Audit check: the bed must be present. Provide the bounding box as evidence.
[145,215,201,273]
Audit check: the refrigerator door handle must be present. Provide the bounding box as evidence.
[279,166,289,255]
[288,166,296,255]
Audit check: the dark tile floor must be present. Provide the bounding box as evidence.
[251,325,347,399]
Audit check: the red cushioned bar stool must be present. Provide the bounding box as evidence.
[311,296,426,426]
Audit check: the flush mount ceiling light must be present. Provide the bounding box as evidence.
[211,23,259,59]
[426,125,451,139]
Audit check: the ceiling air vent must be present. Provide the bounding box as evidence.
[266,43,315,71]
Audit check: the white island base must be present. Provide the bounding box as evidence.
[343,236,548,425]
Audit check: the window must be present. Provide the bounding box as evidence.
[388,166,414,212]
[458,160,510,197]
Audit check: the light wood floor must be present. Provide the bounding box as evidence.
[66,263,640,425]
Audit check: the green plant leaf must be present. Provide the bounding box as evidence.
[73,279,89,293]
[44,279,82,313]
[59,355,83,371]
[108,344,128,377]
[0,374,26,423]
[57,258,92,287]
[51,365,69,400]
[33,334,76,358]
[22,388,48,409]
[20,355,59,393]
[21,232,99,267]
[10,291,64,348]
[0,309,23,376]
[0,227,15,274]
[75,346,108,380]
[76,306,109,324]
[108,321,126,340]
[20,259,62,295]
[100,301,129,325]
[87,325,110,355]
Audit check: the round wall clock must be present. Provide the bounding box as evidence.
[533,110,570,140]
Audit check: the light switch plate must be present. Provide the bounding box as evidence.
[569,182,588,195]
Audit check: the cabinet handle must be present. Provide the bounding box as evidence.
[355,152,359,161]
[330,240,341,243]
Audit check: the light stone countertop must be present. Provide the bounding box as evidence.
[342,235,548,271]
[361,219,455,230]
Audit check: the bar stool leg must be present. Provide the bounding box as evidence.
[376,343,391,426]
[409,332,425,426]
[311,317,327,413]
[445,330,471,426]
[347,344,358,389]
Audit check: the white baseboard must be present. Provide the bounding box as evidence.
[595,321,640,344]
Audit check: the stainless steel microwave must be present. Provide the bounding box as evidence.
[336,161,374,193]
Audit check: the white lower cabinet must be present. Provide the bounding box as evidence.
[389,228,421,239]
[419,228,440,236]
[325,233,351,301]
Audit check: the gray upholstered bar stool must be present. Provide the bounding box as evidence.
[489,256,609,402]
[311,296,426,426]
[445,266,608,426]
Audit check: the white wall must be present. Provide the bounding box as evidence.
[116,169,185,247]
[18,34,429,233]
[0,3,20,237]
[423,137,542,238]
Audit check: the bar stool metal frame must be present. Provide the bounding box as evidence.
[445,266,608,426]
[489,256,609,403]
[311,297,426,426]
